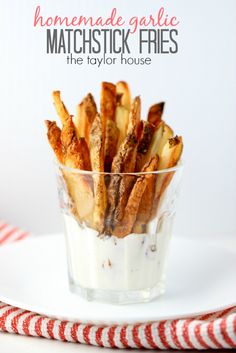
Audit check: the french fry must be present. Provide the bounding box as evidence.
[116,81,131,110]
[57,115,94,224]
[157,123,173,156]
[89,114,107,232]
[74,93,97,145]
[115,106,129,149]
[133,155,159,233]
[61,116,84,169]
[78,138,92,171]
[113,156,159,238]
[142,122,173,167]
[104,119,119,172]
[100,82,116,123]
[151,136,183,219]
[45,120,64,163]
[127,96,141,136]
[110,97,140,225]
[63,168,94,224]
[135,121,155,171]
[106,131,138,232]
[147,102,165,128]
[115,81,131,149]
[100,82,118,172]
[52,91,70,125]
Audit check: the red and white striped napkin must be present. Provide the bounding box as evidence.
[0,221,236,350]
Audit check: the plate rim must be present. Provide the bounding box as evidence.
[0,233,235,325]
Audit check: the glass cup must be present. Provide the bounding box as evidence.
[55,162,183,304]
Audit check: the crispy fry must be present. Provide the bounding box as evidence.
[74,93,97,145]
[78,138,92,171]
[64,170,94,224]
[89,114,107,232]
[113,157,159,238]
[142,122,173,167]
[52,91,70,125]
[116,81,131,110]
[116,82,131,148]
[45,120,64,163]
[106,132,138,232]
[115,106,129,149]
[127,96,141,136]
[147,102,165,128]
[135,121,155,171]
[61,116,84,169]
[59,115,94,223]
[100,82,116,123]
[101,82,118,172]
[133,155,159,233]
[104,119,119,172]
[151,136,183,219]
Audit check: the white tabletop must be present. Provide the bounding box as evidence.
[1,233,235,352]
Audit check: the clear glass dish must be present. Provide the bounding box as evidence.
[55,162,183,304]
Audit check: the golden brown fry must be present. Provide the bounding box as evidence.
[64,170,94,224]
[78,138,92,171]
[89,114,107,232]
[133,155,159,233]
[142,122,173,167]
[147,102,165,128]
[151,136,183,219]
[135,121,155,171]
[115,106,129,149]
[104,119,119,172]
[116,81,131,110]
[100,82,116,123]
[113,157,159,238]
[127,96,141,136]
[52,91,70,125]
[106,132,138,232]
[59,115,94,224]
[74,93,97,145]
[116,82,131,148]
[101,82,118,172]
[45,120,64,163]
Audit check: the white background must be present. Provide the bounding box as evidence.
[0,0,236,239]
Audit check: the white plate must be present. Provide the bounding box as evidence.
[0,234,235,325]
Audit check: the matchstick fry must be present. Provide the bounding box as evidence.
[133,155,159,233]
[147,102,165,128]
[113,156,159,238]
[116,81,131,148]
[135,121,155,171]
[52,91,70,125]
[59,115,94,224]
[116,81,131,110]
[142,122,173,167]
[89,114,107,232]
[115,106,129,149]
[100,82,116,122]
[127,96,141,136]
[100,82,118,172]
[104,119,119,172]
[45,120,64,163]
[74,93,97,145]
[106,131,138,233]
[151,136,183,219]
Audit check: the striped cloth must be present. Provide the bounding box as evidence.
[0,222,236,349]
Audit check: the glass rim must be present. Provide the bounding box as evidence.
[54,160,183,176]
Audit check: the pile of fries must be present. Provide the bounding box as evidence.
[45,82,183,238]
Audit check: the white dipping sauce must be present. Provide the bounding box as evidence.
[63,214,171,291]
